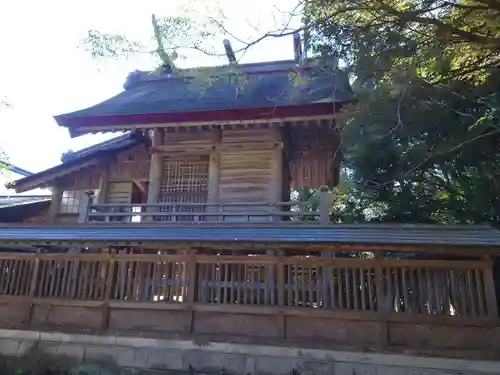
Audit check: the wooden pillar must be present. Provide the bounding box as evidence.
[96,166,109,221]
[47,187,62,223]
[269,142,283,221]
[77,192,90,223]
[207,128,221,221]
[96,167,109,205]
[147,128,164,221]
[207,148,220,221]
[318,185,330,224]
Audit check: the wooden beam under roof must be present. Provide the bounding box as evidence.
[70,114,339,135]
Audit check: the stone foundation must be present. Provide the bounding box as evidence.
[0,329,498,374]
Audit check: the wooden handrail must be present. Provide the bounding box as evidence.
[87,211,319,218]
[88,201,315,208]
[84,200,325,224]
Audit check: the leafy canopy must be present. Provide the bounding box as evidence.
[304,0,500,225]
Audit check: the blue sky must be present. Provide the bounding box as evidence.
[0,0,298,175]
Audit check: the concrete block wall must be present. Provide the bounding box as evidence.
[0,329,498,375]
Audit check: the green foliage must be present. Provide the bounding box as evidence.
[82,30,145,59]
[82,10,223,70]
[305,0,500,225]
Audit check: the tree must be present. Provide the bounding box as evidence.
[304,0,500,225]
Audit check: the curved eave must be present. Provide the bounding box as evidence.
[6,158,101,193]
[55,102,346,137]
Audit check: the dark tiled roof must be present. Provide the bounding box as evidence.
[0,195,51,208]
[61,133,137,162]
[55,59,353,126]
[0,224,498,247]
[0,199,50,223]
[8,133,146,192]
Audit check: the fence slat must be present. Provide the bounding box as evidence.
[0,253,494,321]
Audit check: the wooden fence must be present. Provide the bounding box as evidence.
[0,252,498,356]
[0,253,496,318]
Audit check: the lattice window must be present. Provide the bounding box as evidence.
[60,189,98,214]
[157,157,209,222]
[60,190,81,214]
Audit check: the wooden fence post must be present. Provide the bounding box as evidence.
[101,255,115,332]
[483,261,498,318]
[185,250,197,304]
[147,128,164,222]
[186,250,198,334]
[318,186,330,224]
[104,255,115,301]
[374,253,389,348]
[277,252,286,340]
[29,256,40,297]
[27,255,41,326]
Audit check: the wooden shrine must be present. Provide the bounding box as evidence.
[1,39,500,362]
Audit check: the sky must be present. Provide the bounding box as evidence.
[0,0,299,177]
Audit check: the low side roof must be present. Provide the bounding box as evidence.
[60,133,135,162]
[0,224,498,247]
[55,59,354,136]
[0,199,50,223]
[0,195,51,208]
[7,133,146,193]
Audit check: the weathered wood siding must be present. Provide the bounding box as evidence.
[108,144,150,181]
[219,150,276,203]
[159,127,283,210]
[162,129,218,153]
[55,144,149,190]
[106,182,133,204]
[217,128,282,221]
[46,124,342,221]
[287,121,341,188]
[56,168,101,190]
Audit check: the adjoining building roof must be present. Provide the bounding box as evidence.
[0,196,51,223]
[60,132,136,162]
[7,132,146,193]
[0,195,51,208]
[54,59,354,135]
[0,224,498,247]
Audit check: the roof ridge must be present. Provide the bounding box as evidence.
[123,57,338,90]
